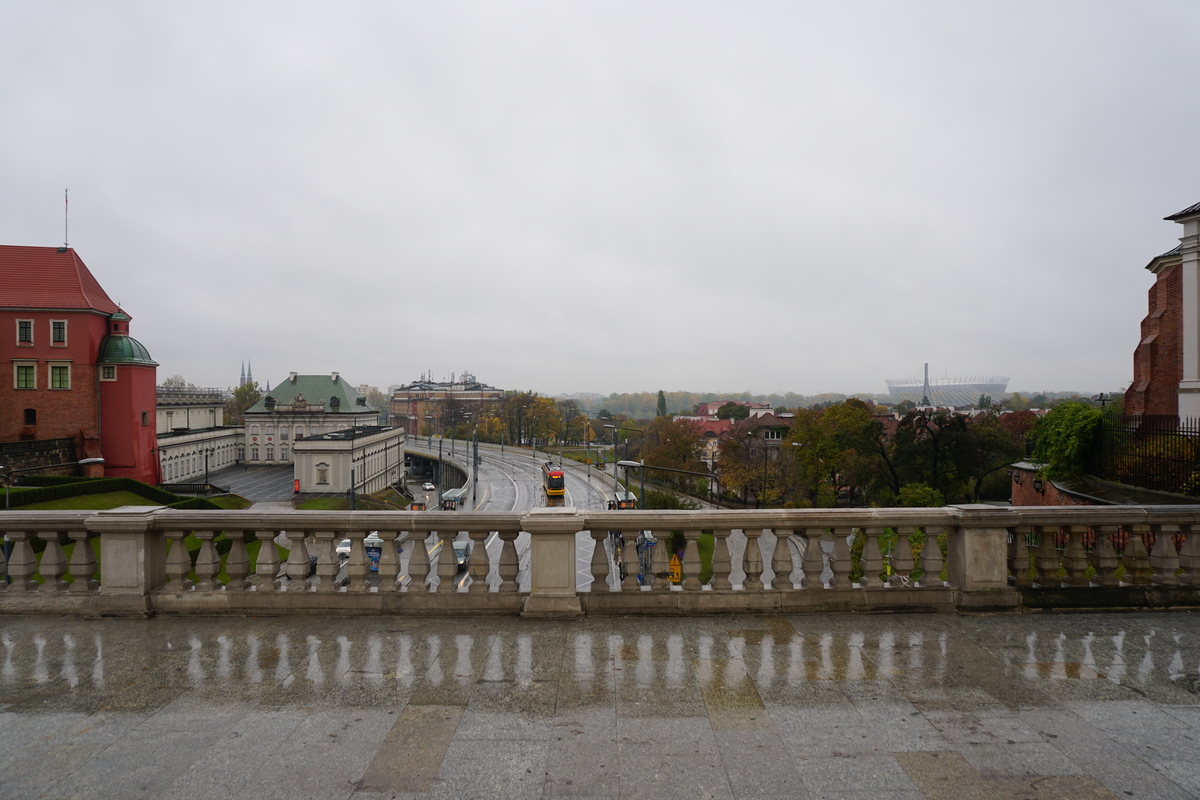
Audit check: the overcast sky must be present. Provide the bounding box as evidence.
[3,2,1198,398]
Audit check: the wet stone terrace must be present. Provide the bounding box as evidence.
[1,612,1199,800]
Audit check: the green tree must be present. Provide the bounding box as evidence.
[160,374,195,389]
[716,402,750,421]
[225,381,262,426]
[656,390,667,417]
[1030,402,1104,480]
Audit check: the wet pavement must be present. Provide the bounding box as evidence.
[2,611,1199,800]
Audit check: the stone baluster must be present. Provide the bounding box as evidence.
[1008,526,1032,587]
[860,528,885,588]
[741,529,764,590]
[284,530,311,589]
[435,531,459,592]
[406,532,431,592]
[38,532,69,593]
[1150,524,1181,586]
[709,530,733,590]
[588,529,611,592]
[767,529,794,590]
[312,532,338,593]
[620,533,639,592]
[1061,526,1091,587]
[829,528,853,589]
[921,527,945,587]
[893,527,917,586]
[193,531,222,591]
[255,529,281,591]
[5,532,38,592]
[497,531,520,593]
[1178,526,1198,586]
[682,529,704,590]
[164,530,194,591]
[1033,526,1060,587]
[1123,524,1152,586]
[467,530,490,594]
[67,529,98,593]
[345,530,369,592]
[799,529,822,589]
[224,530,251,591]
[1089,526,1120,587]
[377,531,401,591]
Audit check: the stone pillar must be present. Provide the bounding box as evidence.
[948,505,1019,610]
[520,507,584,618]
[92,506,167,616]
[1169,204,1200,417]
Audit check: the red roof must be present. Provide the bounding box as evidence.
[0,246,122,314]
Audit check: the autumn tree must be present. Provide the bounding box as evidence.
[225,381,262,426]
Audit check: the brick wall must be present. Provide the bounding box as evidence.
[1009,464,1098,506]
[0,438,78,478]
[1126,260,1183,417]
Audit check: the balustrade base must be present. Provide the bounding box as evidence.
[580,586,960,615]
[521,595,584,619]
[1019,585,1200,611]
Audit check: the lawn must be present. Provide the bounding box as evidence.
[19,491,164,510]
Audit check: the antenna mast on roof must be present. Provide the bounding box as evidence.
[64,188,69,249]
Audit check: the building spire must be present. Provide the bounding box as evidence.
[240,362,245,386]
[247,361,254,386]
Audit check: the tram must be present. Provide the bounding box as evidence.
[542,461,565,496]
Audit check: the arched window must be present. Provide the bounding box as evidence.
[251,425,260,435]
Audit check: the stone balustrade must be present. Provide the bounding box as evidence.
[1,505,1197,617]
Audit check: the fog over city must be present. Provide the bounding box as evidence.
[2,2,1198,398]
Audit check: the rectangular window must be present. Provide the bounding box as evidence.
[51,320,66,345]
[250,447,260,461]
[50,364,70,389]
[100,365,117,381]
[266,447,274,461]
[14,363,35,389]
[16,319,32,344]
[141,411,149,426]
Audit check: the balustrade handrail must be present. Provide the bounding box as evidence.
[3,504,1199,618]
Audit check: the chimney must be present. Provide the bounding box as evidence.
[289,372,298,383]
[331,371,339,383]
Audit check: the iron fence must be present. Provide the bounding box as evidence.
[1090,415,1200,496]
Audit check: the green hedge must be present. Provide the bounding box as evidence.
[20,476,109,487]
[3,478,186,508]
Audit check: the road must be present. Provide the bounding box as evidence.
[406,440,620,591]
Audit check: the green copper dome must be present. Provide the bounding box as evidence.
[98,334,158,366]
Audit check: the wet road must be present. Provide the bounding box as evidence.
[2,611,1199,799]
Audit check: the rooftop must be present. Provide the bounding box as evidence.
[0,245,123,313]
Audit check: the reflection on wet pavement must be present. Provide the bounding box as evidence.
[1,612,1199,799]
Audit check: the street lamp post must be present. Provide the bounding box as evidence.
[202,447,214,491]
[617,460,722,509]
[604,424,645,508]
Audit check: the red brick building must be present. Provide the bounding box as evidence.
[1126,201,1200,419]
[1125,244,1183,417]
[0,246,158,483]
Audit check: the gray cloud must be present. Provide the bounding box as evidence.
[2,1,1197,397]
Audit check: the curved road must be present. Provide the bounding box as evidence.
[407,441,620,590]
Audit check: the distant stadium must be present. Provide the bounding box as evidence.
[886,366,1008,407]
